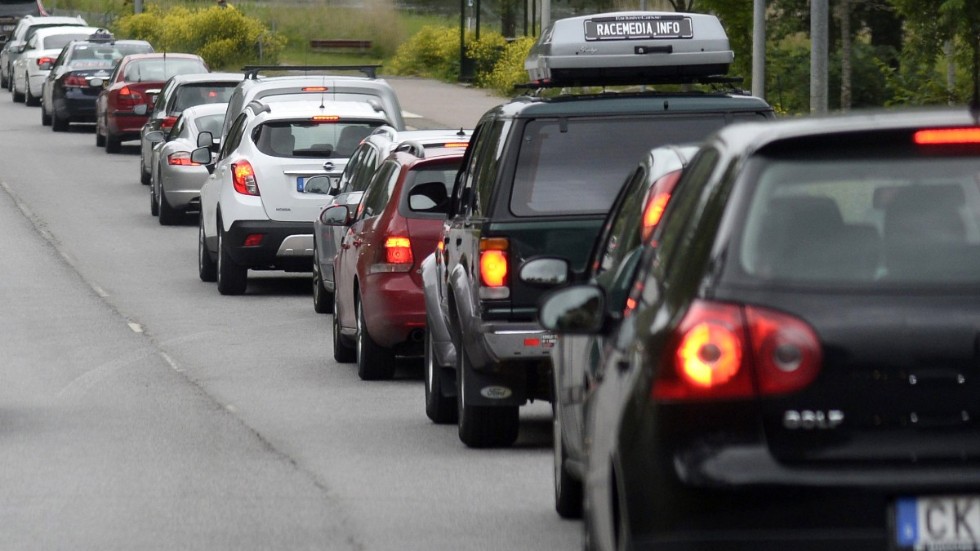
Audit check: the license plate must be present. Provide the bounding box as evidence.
[584,15,693,41]
[2,25,14,31]
[895,496,980,550]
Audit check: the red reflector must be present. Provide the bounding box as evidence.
[524,338,541,347]
[914,128,980,145]
[311,115,340,122]
[243,234,264,247]
[302,87,329,92]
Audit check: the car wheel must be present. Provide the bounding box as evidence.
[0,69,7,89]
[158,186,178,225]
[24,84,39,106]
[554,403,584,518]
[149,178,159,216]
[456,340,520,448]
[355,298,395,380]
[332,296,355,363]
[198,215,217,282]
[51,110,68,132]
[40,103,51,126]
[140,157,151,185]
[216,222,247,295]
[12,85,24,102]
[105,132,121,154]
[312,253,333,314]
[424,320,457,424]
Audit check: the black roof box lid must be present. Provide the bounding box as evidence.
[525,11,734,87]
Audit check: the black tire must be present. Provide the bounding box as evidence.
[0,69,7,89]
[216,222,247,295]
[198,216,217,282]
[456,341,520,448]
[51,110,68,132]
[332,296,355,363]
[554,404,584,518]
[24,84,39,106]
[424,321,457,424]
[312,251,333,313]
[95,127,105,145]
[356,298,395,380]
[11,84,24,103]
[140,157,151,185]
[105,132,121,153]
[158,186,179,225]
[40,104,51,126]
[149,178,159,216]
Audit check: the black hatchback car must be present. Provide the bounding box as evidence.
[540,108,980,551]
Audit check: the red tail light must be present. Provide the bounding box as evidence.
[167,151,201,166]
[479,237,509,299]
[231,161,260,196]
[116,85,141,111]
[63,74,87,87]
[653,300,821,402]
[161,115,178,130]
[914,127,980,145]
[36,57,56,67]
[641,169,682,241]
[368,236,414,273]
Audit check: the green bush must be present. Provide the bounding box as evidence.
[476,36,534,94]
[114,4,285,69]
[387,25,467,81]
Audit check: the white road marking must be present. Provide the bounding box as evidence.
[402,110,423,119]
[128,322,144,333]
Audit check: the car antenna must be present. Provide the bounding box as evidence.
[320,75,326,109]
[972,30,980,124]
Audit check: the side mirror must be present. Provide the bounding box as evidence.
[408,181,449,214]
[145,130,165,143]
[319,204,352,226]
[303,175,333,194]
[538,285,606,334]
[190,146,214,173]
[520,257,570,287]
[197,131,213,148]
[14,44,26,54]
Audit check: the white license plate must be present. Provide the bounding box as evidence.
[895,496,980,550]
[2,25,14,31]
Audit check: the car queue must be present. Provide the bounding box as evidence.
[5,9,980,551]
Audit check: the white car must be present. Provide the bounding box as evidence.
[196,100,390,295]
[11,25,98,105]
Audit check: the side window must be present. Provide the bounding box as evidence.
[597,166,647,276]
[471,120,508,217]
[156,81,174,113]
[452,122,487,217]
[338,145,368,191]
[349,147,380,192]
[219,113,248,160]
[358,162,398,219]
[169,116,185,140]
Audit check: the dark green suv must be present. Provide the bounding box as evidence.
[421,10,774,448]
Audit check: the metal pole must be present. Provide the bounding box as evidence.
[460,0,466,81]
[134,0,142,14]
[751,0,765,99]
[541,0,550,34]
[810,0,828,114]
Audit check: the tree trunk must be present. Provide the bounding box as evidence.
[839,0,852,111]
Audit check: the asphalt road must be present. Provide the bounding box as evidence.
[0,82,578,549]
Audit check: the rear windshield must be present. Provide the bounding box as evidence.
[194,113,225,138]
[122,58,205,83]
[252,120,383,158]
[736,153,980,286]
[173,83,236,112]
[42,33,88,50]
[67,43,152,69]
[401,164,461,217]
[510,113,762,217]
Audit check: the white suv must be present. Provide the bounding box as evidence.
[196,100,389,295]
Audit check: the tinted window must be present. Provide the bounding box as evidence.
[401,164,461,217]
[252,120,382,159]
[41,33,88,50]
[67,43,152,69]
[122,58,205,82]
[358,162,398,218]
[194,114,224,140]
[172,83,236,112]
[736,153,980,286]
[510,115,734,217]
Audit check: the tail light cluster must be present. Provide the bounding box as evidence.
[231,161,260,196]
[653,300,821,401]
[63,74,88,88]
[36,57,56,67]
[161,115,178,130]
[479,237,509,300]
[641,169,683,242]
[168,151,201,167]
[115,86,142,111]
[370,236,415,273]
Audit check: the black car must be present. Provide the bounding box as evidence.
[40,33,152,131]
[421,10,772,448]
[540,108,980,551]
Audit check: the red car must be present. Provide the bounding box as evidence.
[95,52,208,153]
[323,150,463,380]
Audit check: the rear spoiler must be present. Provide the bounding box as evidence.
[241,65,381,80]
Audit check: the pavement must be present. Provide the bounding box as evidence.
[384,76,509,131]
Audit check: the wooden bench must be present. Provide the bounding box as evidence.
[309,39,373,53]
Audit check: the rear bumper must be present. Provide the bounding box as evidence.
[107,112,149,138]
[362,273,426,352]
[54,93,96,120]
[225,220,314,271]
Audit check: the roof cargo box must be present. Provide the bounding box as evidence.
[525,11,734,87]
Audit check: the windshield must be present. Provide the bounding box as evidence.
[252,120,382,158]
[173,83,236,112]
[122,58,205,83]
[194,113,224,138]
[510,113,762,217]
[67,43,152,69]
[736,153,980,286]
[41,33,87,50]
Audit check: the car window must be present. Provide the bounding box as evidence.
[510,115,733,217]
[219,112,247,160]
[172,83,236,113]
[347,146,381,193]
[252,120,382,159]
[42,33,87,50]
[122,58,204,83]
[358,162,399,219]
[735,152,980,286]
[194,113,224,140]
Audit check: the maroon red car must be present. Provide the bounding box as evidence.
[324,150,463,381]
[95,52,208,153]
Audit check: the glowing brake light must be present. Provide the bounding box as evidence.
[653,300,821,401]
[479,237,509,299]
[36,56,56,67]
[231,161,260,196]
[443,142,469,149]
[369,236,414,273]
[641,169,683,241]
[312,115,340,123]
[914,127,980,145]
[302,86,329,92]
[167,151,201,166]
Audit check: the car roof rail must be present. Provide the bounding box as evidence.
[393,140,426,158]
[241,65,381,80]
[369,125,399,140]
[245,100,272,115]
